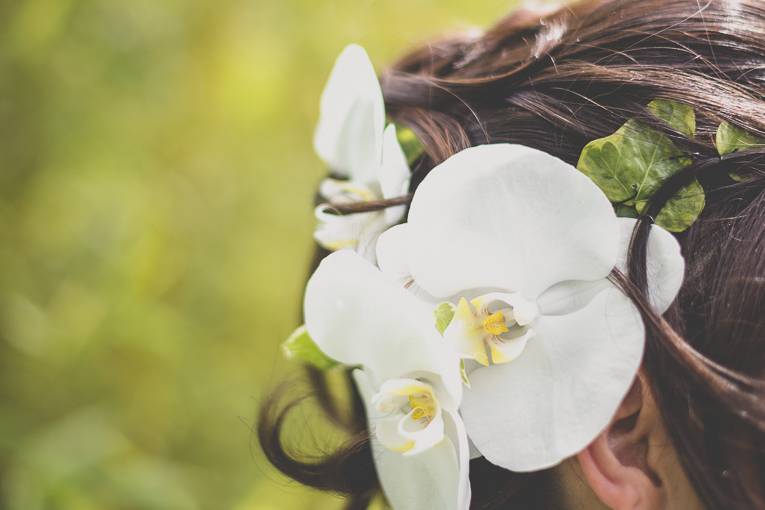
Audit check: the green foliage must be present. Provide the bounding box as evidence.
[647,99,696,138]
[715,121,765,182]
[282,325,338,370]
[577,102,705,232]
[654,180,706,232]
[577,132,634,203]
[614,203,639,218]
[580,120,693,209]
[434,302,456,335]
[716,121,765,156]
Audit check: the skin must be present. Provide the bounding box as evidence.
[552,374,705,510]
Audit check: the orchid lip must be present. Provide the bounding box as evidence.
[443,292,539,367]
[371,377,446,456]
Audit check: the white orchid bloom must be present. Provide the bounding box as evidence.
[313,44,411,259]
[304,250,470,510]
[376,144,685,472]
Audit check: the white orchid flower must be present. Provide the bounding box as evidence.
[313,44,411,260]
[376,144,685,472]
[304,250,471,510]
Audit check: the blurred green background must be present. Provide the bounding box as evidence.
[0,1,521,508]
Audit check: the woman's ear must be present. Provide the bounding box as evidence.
[573,374,705,510]
[575,375,664,510]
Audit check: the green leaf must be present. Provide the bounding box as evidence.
[577,132,634,203]
[395,125,425,166]
[578,120,692,204]
[647,99,696,138]
[433,302,455,335]
[281,325,339,370]
[654,179,706,232]
[432,302,468,385]
[620,120,694,205]
[715,121,765,182]
[615,203,638,218]
[578,119,701,231]
[715,121,765,156]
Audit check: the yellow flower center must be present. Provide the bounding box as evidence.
[408,393,436,424]
[482,311,510,336]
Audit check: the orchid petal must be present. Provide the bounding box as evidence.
[615,218,684,314]
[374,378,433,403]
[443,409,472,510]
[376,224,439,302]
[313,207,388,261]
[487,328,534,365]
[314,44,385,182]
[474,292,539,326]
[319,178,378,203]
[399,411,445,456]
[468,437,483,460]
[376,413,416,453]
[536,279,610,316]
[444,297,489,366]
[305,250,462,408]
[407,144,619,299]
[354,214,390,264]
[461,286,644,472]
[371,378,446,456]
[376,224,411,281]
[379,124,411,225]
[354,370,467,510]
[537,219,684,316]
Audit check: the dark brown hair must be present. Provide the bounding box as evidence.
[258,1,765,508]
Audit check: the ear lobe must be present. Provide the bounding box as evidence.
[576,377,664,510]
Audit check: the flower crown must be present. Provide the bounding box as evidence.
[282,45,763,510]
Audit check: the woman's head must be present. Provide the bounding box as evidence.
[259,1,765,508]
